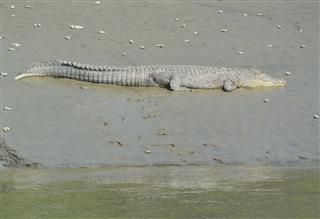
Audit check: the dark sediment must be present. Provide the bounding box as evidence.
[0,137,40,167]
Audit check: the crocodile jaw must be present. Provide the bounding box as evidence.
[247,78,286,88]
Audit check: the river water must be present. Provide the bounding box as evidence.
[1,165,319,219]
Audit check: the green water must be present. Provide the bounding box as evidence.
[1,165,319,219]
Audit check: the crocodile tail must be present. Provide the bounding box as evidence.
[14,72,46,80]
[14,61,59,80]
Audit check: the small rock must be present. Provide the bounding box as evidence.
[99,30,106,34]
[193,31,198,35]
[70,24,84,30]
[243,13,248,16]
[313,115,319,119]
[140,45,145,49]
[129,40,135,44]
[263,98,270,103]
[11,14,15,18]
[221,28,228,32]
[181,24,186,28]
[1,72,8,77]
[300,44,306,48]
[277,25,282,29]
[94,1,101,4]
[4,106,12,110]
[10,5,15,9]
[33,24,42,28]
[157,128,167,136]
[25,5,31,8]
[299,28,303,32]
[257,13,263,16]
[109,140,123,146]
[213,158,224,164]
[184,39,190,42]
[217,10,224,14]
[64,36,71,40]
[298,155,308,160]
[175,18,179,21]
[238,51,244,55]
[122,52,127,56]
[11,43,20,47]
[0,36,2,40]
[155,44,165,48]
[285,71,291,76]
[144,149,151,154]
[103,121,108,126]
[8,48,16,51]
[2,127,10,132]
[267,44,273,48]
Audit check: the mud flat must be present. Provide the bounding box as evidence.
[0,1,319,167]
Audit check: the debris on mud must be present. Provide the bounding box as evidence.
[0,137,40,167]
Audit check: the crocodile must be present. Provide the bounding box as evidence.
[15,60,286,91]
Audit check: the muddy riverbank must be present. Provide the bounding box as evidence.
[0,1,318,167]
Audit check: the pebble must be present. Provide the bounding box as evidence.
[313,115,319,119]
[8,48,16,51]
[175,18,179,21]
[2,127,10,133]
[64,36,71,40]
[217,10,224,14]
[140,45,145,49]
[70,24,84,30]
[285,71,291,76]
[144,150,151,154]
[99,30,106,34]
[299,28,303,32]
[184,39,190,42]
[267,44,273,48]
[193,31,198,35]
[1,72,8,77]
[94,1,101,4]
[33,24,42,28]
[238,51,244,55]
[129,40,135,44]
[300,44,306,48]
[0,36,2,40]
[25,5,31,8]
[4,106,12,110]
[11,43,21,47]
[257,13,263,16]
[181,24,187,28]
[122,52,127,56]
[263,98,270,103]
[221,28,228,32]
[243,13,248,16]
[10,5,15,9]
[277,25,282,29]
[11,14,15,17]
[155,44,165,48]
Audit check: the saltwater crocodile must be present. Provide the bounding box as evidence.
[15,60,286,91]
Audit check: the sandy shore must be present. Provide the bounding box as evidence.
[1,1,318,167]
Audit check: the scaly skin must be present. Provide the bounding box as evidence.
[15,60,286,91]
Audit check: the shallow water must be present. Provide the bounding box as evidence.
[1,165,319,219]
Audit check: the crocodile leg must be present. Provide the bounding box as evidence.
[170,76,192,91]
[223,80,237,92]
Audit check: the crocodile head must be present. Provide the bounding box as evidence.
[246,73,286,88]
